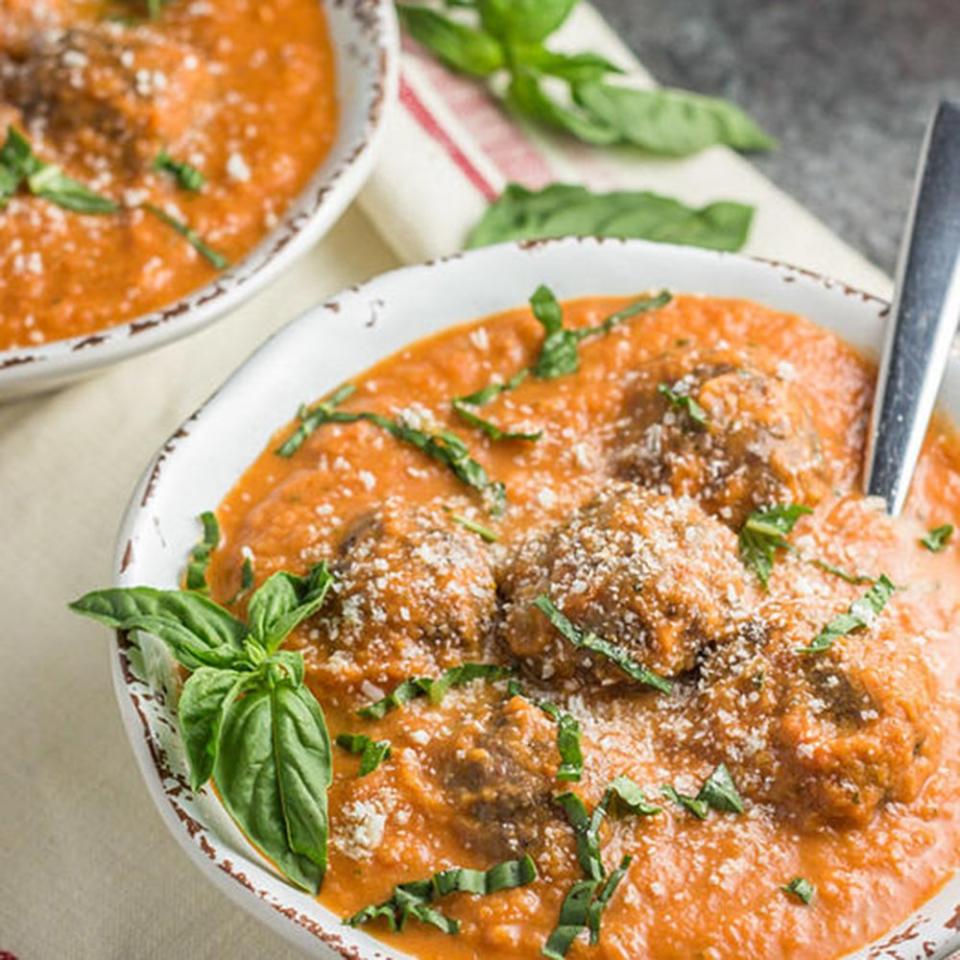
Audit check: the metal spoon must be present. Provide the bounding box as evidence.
[864,99,960,515]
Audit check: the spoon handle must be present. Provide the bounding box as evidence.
[864,100,960,515]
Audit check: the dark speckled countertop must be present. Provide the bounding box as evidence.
[593,0,960,274]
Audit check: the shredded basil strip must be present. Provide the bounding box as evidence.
[0,126,118,214]
[336,733,392,776]
[277,388,505,515]
[810,558,876,586]
[587,855,632,944]
[782,876,815,905]
[921,523,954,552]
[658,382,709,428]
[737,503,811,587]
[458,368,529,407]
[507,680,583,782]
[663,763,744,819]
[345,855,538,934]
[144,203,229,270]
[154,148,206,191]
[452,397,542,442]
[358,663,512,720]
[799,573,896,654]
[69,560,336,894]
[449,512,500,543]
[533,595,672,694]
[556,792,605,881]
[542,878,599,959]
[185,510,220,593]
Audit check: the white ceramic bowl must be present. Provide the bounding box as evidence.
[111,237,960,959]
[0,0,398,401]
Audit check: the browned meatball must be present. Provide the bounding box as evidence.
[314,499,498,682]
[689,614,939,828]
[2,25,214,172]
[438,695,560,861]
[0,0,69,54]
[613,346,829,529]
[499,482,754,687]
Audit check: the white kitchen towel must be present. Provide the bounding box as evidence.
[360,2,892,298]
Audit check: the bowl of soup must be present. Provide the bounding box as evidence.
[0,0,397,399]
[86,238,960,959]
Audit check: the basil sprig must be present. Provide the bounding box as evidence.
[345,855,538,934]
[533,595,672,694]
[357,663,512,720]
[467,182,755,252]
[738,504,812,587]
[185,511,220,593]
[921,523,954,552]
[69,562,336,893]
[0,126,118,214]
[397,2,773,157]
[799,574,896,655]
[154,148,206,192]
[276,386,505,515]
[336,733,392,776]
[143,203,229,270]
[662,763,744,819]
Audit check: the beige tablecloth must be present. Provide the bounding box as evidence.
[0,5,897,957]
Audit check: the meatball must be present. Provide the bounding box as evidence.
[499,482,754,687]
[0,0,69,54]
[315,499,498,682]
[438,695,560,861]
[2,25,214,172]
[691,615,939,828]
[613,346,829,529]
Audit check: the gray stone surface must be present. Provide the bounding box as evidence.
[593,0,960,274]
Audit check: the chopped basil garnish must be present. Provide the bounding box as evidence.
[357,663,512,720]
[605,775,662,817]
[782,876,815,905]
[345,855,538,934]
[458,368,529,407]
[507,679,583,782]
[556,792,605,881]
[533,595,672,694]
[799,573,896,654]
[144,203,229,270]
[657,382,709,428]
[154,148,205,192]
[277,388,505,515]
[185,510,220,593]
[467,182,754,252]
[70,561,336,894]
[449,512,500,543]
[336,733,391,776]
[452,397,542,442]
[921,523,954,552]
[587,855,632,944]
[663,763,744,818]
[738,504,812,587]
[0,126,118,214]
[810,558,876,586]
[543,878,599,959]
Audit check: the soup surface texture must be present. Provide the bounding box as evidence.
[207,294,960,960]
[0,0,337,350]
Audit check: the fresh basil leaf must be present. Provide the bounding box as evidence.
[573,81,776,156]
[358,663,511,720]
[921,523,954,552]
[509,684,583,782]
[336,732,392,776]
[542,878,599,959]
[738,503,812,587]
[69,587,248,671]
[247,561,333,653]
[782,876,815,905]
[530,284,581,379]
[661,784,708,820]
[799,573,896,655]
[507,70,620,145]
[697,763,744,814]
[346,855,537,932]
[587,854,631,944]
[185,511,220,593]
[466,182,753,252]
[215,679,332,894]
[449,512,500,543]
[275,383,358,457]
[398,5,505,76]
[658,382,709,428]
[177,666,247,790]
[154,148,205,191]
[533,595,672,693]
[556,792,605,881]
[516,47,623,84]
[144,203,229,270]
[606,776,661,817]
[452,397,542,441]
[477,0,577,43]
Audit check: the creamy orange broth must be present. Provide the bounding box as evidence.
[207,295,960,960]
[0,0,337,349]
